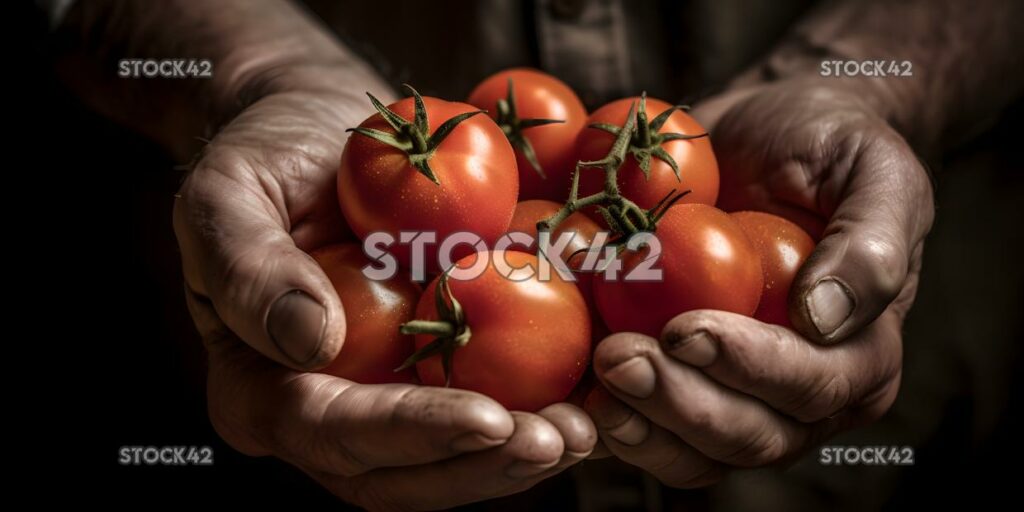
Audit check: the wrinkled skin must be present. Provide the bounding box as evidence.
[173,85,597,510]
[584,79,934,487]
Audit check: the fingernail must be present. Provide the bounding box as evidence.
[450,432,506,452]
[664,331,718,367]
[606,413,650,446]
[806,278,855,338]
[505,459,558,479]
[267,290,327,365]
[603,357,656,399]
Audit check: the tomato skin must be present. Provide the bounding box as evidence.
[507,199,604,325]
[467,68,588,202]
[576,97,719,211]
[593,204,762,338]
[507,199,601,269]
[311,244,419,384]
[730,211,815,327]
[338,95,518,272]
[413,250,591,411]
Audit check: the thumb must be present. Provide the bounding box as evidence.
[173,164,345,370]
[790,129,933,344]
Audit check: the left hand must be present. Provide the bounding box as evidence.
[584,78,934,487]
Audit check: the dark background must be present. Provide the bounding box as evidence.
[24,2,1023,509]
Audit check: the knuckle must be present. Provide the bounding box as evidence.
[172,169,218,245]
[681,405,722,436]
[313,385,375,476]
[253,377,368,477]
[725,328,777,389]
[853,372,902,425]
[205,363,270,457]
[389,385,423,425]
[216,242,297,310]
[849,233,907,300]
[789,373,854,422]
[206,397,265,457]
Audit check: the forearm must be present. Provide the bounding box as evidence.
[51,0,389,160]
[734,0,1024,156]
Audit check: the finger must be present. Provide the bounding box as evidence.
[202,332,515,476]
[320,412,571,511]
[584,386,727,488]
[591,333,812,467]
[688,85,766,132]
[535,402,599,463]
[791,131,933,344]
[660,310,902,423]
[173,160,345,370]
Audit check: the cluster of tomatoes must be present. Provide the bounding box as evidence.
[312,68,815,412]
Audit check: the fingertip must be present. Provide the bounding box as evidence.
[791,229,907,344]
[503,413,565,478]
[536,403,598,455]
[510,412,565,463]
[266,289,343,370]
[660,311,732,367]
[447,389,517,442]
[592,332,658,374]
[799,276,856,344]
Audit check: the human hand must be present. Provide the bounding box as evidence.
[173,71,596,509]
[584,78,934,486]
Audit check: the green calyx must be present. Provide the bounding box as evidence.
[587,91,708,182]
[494,78,565,179]
[537,99,692,246]
[395,272,471,386]
[347,84,485,185]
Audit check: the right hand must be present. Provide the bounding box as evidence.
[173,70,597,510]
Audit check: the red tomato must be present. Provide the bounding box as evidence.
[339,91,518,272]
[507,199,601,269]
[507,199,605,331]
[730,211,815,327]
[467,68,587,202]
[311,244,419,384]
[411,250,591,411]
[576,96,719,212]
[593,204,762,337]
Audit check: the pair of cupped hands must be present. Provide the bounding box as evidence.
[173,69,933,511]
